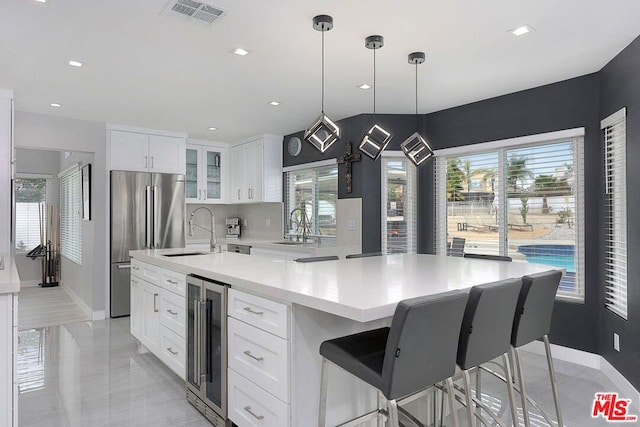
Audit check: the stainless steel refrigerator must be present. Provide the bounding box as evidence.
[110,171,185,317]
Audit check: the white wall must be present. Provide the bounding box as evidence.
[14,112,106,317]
[0,92,12,255]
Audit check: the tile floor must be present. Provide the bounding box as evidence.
[18,287,89,330]
[17,318,636,426]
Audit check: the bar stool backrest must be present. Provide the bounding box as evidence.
[457,278,522,370]
[380,290,468,400]
[511,270,563,347]
[463,253,512,262]
[345,252,383,259]
[294,255,339,263]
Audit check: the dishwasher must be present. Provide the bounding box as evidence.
[227,243,251,254]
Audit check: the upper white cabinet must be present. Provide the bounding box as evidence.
[0,90,13,254]
[109,126,186,174]
[229,134,282,204]
[186,140,228,204]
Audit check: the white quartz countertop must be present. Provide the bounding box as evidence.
[131,249,559,322]
[189,237,339,255]
[0,254,21,294]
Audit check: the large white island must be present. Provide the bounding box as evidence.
[130,249,557,427]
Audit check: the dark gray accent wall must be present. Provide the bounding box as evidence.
[420,74,602,354]
[599,36,640,389]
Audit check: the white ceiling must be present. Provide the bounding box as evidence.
[1,0,639,143]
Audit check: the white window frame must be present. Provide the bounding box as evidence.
[602,108,627,319]
[434,128,586,302]
[381,151,417,254]
[283,159,338,239]
[59,164,83,265]
[14,173,51,253]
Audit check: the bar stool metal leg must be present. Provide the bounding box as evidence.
[544,335,564,427]
[388,399,399,427]
[502,353,519,427]
[319,357,329,427]
[445,377,459,427]
[377,391,384,427]
[513,347,530,427]
[462,370,477,427]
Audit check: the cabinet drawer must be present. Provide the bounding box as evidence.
[228,318,290,403]
[161,268,186,296]
[131,259,161,283]
[228,289,289,339]
[159,289,186,337]
[228,369,290,427]
[159,326,186,380]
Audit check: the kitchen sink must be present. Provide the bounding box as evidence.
[272,241,308,245]
[163,252,209,257]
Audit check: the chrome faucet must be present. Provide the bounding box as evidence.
[189,206,221,253]
[289,205,311,243]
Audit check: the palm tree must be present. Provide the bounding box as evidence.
[446,159,465,201]
[462,159,472,192]
[507,156,532,192]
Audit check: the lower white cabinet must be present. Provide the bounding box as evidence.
[131,259,186,380]
[0,293,17,427]
[228,369,290,427]
[227,289,291,427]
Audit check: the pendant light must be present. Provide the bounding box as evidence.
[304,15,340,153]
[359,35,392,160]
[401,52,434,166]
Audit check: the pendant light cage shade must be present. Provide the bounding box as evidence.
[360,124,392,160]
[401,132,434,166]
[304,15,340,153]
[304,113,340,153]
[360,34,392,160]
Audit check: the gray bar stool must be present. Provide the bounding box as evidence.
[345,252,383,259]
[318,291,469,427]
[295,255,339,263]
[463,253,512,262]
[456,278,523,427]
[511,270,563,427]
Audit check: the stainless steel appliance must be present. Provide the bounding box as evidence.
[110,171,185,317]
[186,275,231,427]
[225,217,240,239]
[226,243,250,254]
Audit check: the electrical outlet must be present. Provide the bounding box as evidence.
[265,218,271,228]
[347,219,356,231]
[243,218,248,227]
[614,333,620,352]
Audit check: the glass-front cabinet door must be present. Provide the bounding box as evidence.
[204,149,221,201]
[185,147,199,202]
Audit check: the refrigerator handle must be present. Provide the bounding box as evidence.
[153,186,159,248]
[145,186,152,248]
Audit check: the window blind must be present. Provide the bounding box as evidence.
[602,108,627,319]
[283,163,338,238]
[59,165,82,264]
[381,157,417,253]
[434,133,585,301]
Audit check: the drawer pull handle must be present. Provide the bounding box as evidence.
[132,266,139,271]
[166,279,178,285]
[244,406,264,420]
[243,307,264,316]
[243,350,264,362]
[166,309,178,315]
[167,347,178,355]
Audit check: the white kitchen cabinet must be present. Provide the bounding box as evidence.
[0,90,14,254]
[141,279,161,355]
[227,289,291,427]
[0,293,17,427]
[130,277,143,339]
[229,134,282,203]
[186,141,228,204]
[109,127,186,174]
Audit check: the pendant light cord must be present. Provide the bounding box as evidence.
[415,61,419,130]
[373,46,377,117]
[321,28,325,114]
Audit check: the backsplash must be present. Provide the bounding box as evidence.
[185,202,283,243]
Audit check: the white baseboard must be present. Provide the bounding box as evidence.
[91,310,106,321]
[60,284,93,319]
[521,341,640,405]
[19,279,40,288]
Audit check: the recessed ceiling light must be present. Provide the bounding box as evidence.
[50,103,61,108]
[207,127,217,131]
[269,101,281,106]
[67,60,83,67]
[358,84,371,90]
[509,25,534,37]
[34,0,46,3]
[231,48,249,56]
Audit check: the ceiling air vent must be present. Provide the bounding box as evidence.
[163,0,224,26]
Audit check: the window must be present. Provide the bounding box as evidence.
[381,155,417,253]
[435,129,585,301]
[15,177,47,252]
[59,165,82,264]
[602,108,627,319]
[284,161,338,238]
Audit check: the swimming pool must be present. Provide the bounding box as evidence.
[517,244,575,273]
